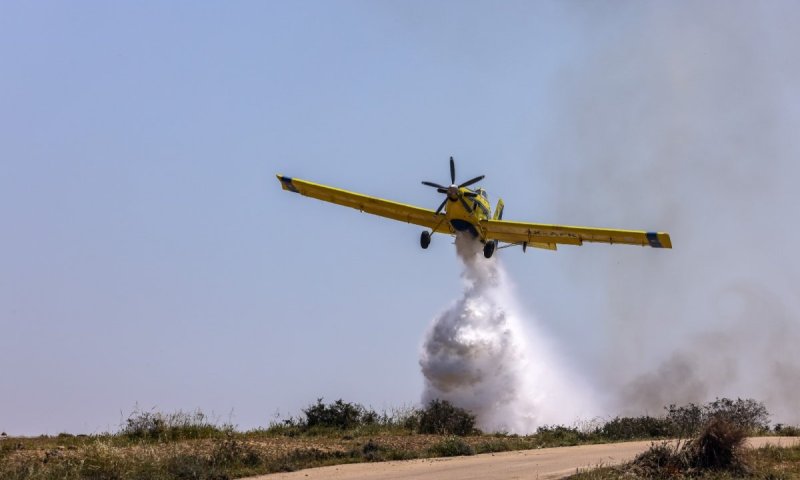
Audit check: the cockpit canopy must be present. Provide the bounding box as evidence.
[475,188,488,200]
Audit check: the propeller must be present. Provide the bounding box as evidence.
[435,198,448,215]
[421,156,486,214]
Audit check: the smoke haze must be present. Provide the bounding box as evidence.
[539,2,800,422]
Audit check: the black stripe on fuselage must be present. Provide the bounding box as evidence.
[472,199,490,216]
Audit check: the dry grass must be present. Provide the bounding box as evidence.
[1,398,792,479]
[568,418,798,480]
[0,431,543,479]
[570,443,800,479]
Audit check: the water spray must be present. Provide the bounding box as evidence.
[419,234,596,433]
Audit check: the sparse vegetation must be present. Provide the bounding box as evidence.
[773,423,800,436]
[568,414,792,479]
[598,415,674,440]
[0,397,794,480]
[690,417,748,471]
[265,399,419,437]
[666,397,770,437]
[572,443,800,479]
[427,435,475,457]
[121,407,231,441]
[534,425,590,446]
[631,417,749,476]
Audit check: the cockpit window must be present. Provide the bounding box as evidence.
[478,189,488,200]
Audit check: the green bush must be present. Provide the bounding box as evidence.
[666,398,769,436]
[535,425,588,446]
[665,401,704,436]
[417,399,478,436]
[427,436,475,457]
[474,439,514,454]
[774,424,800,436]
[265,401,419,436]
[303,399,374,430]
[360,439,385,461]
[598,416,673,440]
[705,397,769,433]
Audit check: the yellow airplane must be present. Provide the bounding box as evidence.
[277,157,672,258]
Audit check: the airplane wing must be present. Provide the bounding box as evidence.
[277,175,450,233]
[480,219,672,249]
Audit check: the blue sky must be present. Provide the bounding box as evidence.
[3,1,799,434]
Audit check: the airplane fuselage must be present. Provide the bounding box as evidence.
[443,187,493,238]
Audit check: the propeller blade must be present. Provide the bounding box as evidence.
[437,188,448,194]
[449,156,456,184]
[463,191,478,198]
[435,198,448,215]
[422,181,447,189]
[459,175,485,188]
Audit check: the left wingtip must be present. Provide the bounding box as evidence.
[646,232,672,248]
[276,174,299,193]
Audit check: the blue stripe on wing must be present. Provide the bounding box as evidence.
[646,232,663,248]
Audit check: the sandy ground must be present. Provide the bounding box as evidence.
[247,437,799,480]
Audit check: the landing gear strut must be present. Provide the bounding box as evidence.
[483,240,497,258]
[420,231,431,249]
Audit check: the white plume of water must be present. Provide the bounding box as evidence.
[419,234,596,433]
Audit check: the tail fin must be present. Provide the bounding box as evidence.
[493,199,504,220]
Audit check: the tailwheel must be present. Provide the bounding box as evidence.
[483,240,496,258]
[420,231,431,249]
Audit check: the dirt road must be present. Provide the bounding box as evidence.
[248,437,798,480]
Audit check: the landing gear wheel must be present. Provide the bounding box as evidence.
[483,240,496,258]
[420,231,431,249]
